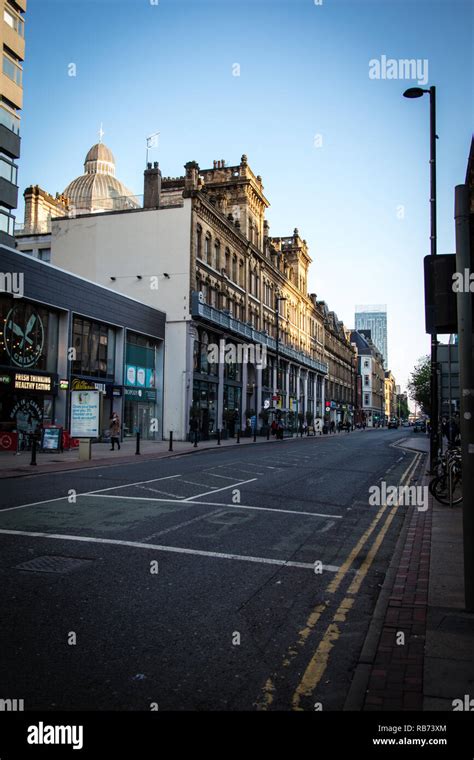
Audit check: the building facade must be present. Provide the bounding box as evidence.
[15,145,363,440]
[317,302,356,425]
[351,329,385,427]
[384,370,397,422]
[0,0,25,246]
[0,247,165,447]
[355,305,387,369]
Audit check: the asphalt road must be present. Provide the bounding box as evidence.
[0,428,419,711]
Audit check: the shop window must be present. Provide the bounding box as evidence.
[72,316,115,379]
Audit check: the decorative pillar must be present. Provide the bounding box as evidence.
[217,338,225,432]
[241,360,248,430]
[256,365,263,418]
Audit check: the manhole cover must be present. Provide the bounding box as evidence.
[15,556,93,574]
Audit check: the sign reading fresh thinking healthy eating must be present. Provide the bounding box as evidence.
[70,390,100,438]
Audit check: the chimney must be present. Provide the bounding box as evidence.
[143,162,162,209]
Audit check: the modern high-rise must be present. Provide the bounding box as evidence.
[355,304,387,368]
[0,0,25,246]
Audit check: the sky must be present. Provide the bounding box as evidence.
[19,0,473,394]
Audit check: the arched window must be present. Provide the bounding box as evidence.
[196,225,202,260]
[214,240,220,270]
[205,234,212,265]
[225,248,230,276]
[232,254,237,283]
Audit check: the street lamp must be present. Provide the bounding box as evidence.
[403,85,439,471]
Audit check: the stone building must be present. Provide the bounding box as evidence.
[15,144,359,440]
[384,369,397,422]
[351,329,385,427]
[317,302,357,425]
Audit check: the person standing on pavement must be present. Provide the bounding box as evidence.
[109,412,121,451]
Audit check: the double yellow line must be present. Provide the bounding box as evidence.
[256,451,422,711]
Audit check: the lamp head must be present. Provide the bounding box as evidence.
[403,87,427,98]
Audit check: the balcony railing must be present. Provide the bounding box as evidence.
[191,292,328,375]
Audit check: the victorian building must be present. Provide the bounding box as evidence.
[14,144,360,441]
[350,329,385,427]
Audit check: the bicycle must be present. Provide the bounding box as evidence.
[428,446,462,506]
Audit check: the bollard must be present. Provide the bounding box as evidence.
[30,436,37,466]
[135,431,141,455]
[266,426,270,440]
[217,429,221,445]
[194,430,198,448]
[236,428,240,444]
[169,431,173,452]
[253,429,257,442]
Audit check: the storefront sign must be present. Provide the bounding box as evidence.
[70,390,100,438]
[41,427,63,451]
[14,372,54,392]
[59,379,69,390]
[126,365,152,388]
[71,378,106,393]
[0,432,17,451]
[124,388,156,401]
[0,374,11,385]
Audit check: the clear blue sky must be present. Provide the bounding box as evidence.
[20,0,473,394]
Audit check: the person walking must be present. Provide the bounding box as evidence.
[330,420,335,435]
[109,412,121,451]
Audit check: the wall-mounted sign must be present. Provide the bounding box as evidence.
[0,374,11,384]
[126,365,151,388]
[4,305,45,368]
[59,379,69,390]
[70,390,100,438]
[71,378,106,393]
[124,388,156,402]
[14,372,53,392]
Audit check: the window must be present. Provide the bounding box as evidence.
[225,248,230,275]
[0,103,19,134]
[232,255,237,283]
[4,8,24,37]
[364,394,370,405]
[72,317,115,379]
[0,154,17,184]
[214,241,220,270]
[3,54,22,86]
[364,375,369,386]
[0,204,14,235]
[196,225,202,260]
[364,359,369,368]
[205,234,211,265]
[38,248,51,262]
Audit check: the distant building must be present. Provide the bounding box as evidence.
[355,305,387,368]
[0,0,26,246]
[384,370,397,421]
[350,330,385,427]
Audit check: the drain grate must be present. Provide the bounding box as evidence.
[15,556,93,574]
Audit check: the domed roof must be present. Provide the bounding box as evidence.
[63,141,140,214]
[85,142,115,165]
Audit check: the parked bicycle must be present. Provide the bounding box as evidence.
[428,446,462,506]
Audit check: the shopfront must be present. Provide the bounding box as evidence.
[123,331,162,440]
[0,294,60,435]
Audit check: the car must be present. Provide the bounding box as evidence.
[413,420,426,433]
[388,419,399,429]
[401,421,410,427]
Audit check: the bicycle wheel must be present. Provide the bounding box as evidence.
[429,474,447,499]
[431,474,462,506]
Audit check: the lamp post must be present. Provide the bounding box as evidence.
[403,85,439,471]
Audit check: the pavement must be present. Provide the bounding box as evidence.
[345,432,474,712]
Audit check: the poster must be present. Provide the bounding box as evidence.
[70,390,100,438]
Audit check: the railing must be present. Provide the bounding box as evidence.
[191,293,328,375]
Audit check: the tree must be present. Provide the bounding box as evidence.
[407,355,431,414]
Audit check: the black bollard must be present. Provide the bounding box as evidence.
[169,431,173,452]
[253,429,257,442]
[30,436,37,466]
[135,431,141,455]
[194,430,198,448]
[217,429,221,445]
[236,428,240,444]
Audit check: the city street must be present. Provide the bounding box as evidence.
[0,429,420,711]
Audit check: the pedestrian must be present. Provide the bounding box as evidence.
[277,419,284,440]
[271,419,277,436]
[109,412,121,451]
[330,420,335,435]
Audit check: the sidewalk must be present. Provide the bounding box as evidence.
[0,426,376,479]
[345,433,474,711]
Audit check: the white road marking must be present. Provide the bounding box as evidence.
[181,478,258,502]
[84,493,342,519]
[0,529,340,572]
[0,475,184,514]
[140,508,224,540]
[135,485,182,499]
[178,479,216,488]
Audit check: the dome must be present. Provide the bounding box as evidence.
[63,141,140,214]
